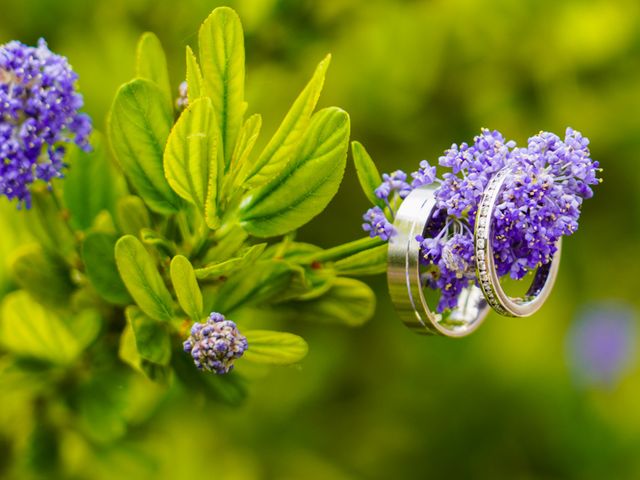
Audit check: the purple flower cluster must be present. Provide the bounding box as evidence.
[362,128,600,312]
[0,39,91,207]
[183,312,248,374]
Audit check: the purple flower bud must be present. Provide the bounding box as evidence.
[183,312,248,375]
[176,81,188,110]
[0,39,92,207]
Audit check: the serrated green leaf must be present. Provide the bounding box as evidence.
[115,235,175,322]
[170,255,203,321]
[126,306,171,366]
[195,243,266,279]
[185,46,203,103]
[283,277,376,327]
[334,244,388,276]
[239,107,350,237]
[163,97,219,228]
[242,330,308,365]
[10,243,74,309]
[63,133,122,231]
[351,141,384,207]
[82,232,132,306]
[116,195,151,237]
[108,78,181,214]
[0,291,80,365]
[199,6,246,167]
[136,32,172,111]
[244,55,330,187]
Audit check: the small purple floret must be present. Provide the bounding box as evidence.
[362,206,395,241]
[183,312,248,374]
[0,39,91,207]
[375,170,412,200]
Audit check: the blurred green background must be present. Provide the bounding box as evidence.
[2,0,640,478]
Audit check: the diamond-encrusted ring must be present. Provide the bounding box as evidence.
[387,185,489,337]
[474,168,562,317]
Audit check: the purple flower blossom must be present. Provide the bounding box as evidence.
[567,302,636,388]
[361,127,600,313]
[411,160,437,188]
[362,206,395,241]
[375,170,412,200]
[183,312,248,374]
[0,39,91,207]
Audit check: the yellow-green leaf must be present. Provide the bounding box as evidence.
[334,244,388,276]
[198,6,247,167]
[244,54,331,187]
[239,107,350,237]
[115,235,175,322]
[107,79,181,214]
[136,32,172,111]
[351,141,384,207]
[170,255,203,321]
[185,46,204,103]
[163,97,219,227]
[242,330,308,365]
[0,291,80,365]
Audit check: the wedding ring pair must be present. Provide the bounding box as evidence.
[387,167,561,337]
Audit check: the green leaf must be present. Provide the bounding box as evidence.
[170,255,203,321]
[10,243,74,309]
[126,306,171,366]
[140,228,177,257]
[351,141,384,207]
[115,235,175,322]
[136,32,173,111]
[195,243,266,279]
[119,322,170,382]
[116,195,151,237]
[24,188,76,257]
[239,107,350,237]
[63,133,122,230]
[334,244,388,276]
[242,330,308,365]
[163,97,219,228]
[82,232,132,306]
[66,309,103,352]
[108,78,181,214]
[198,6,247,167]
[0,291,81,365]
[244,55,331,187]
[185,46,204,103]
[283,277,375,327]
[172,349,247,406]
[208,260,301,313]
[225,113,262,192]
[201,224,248,264]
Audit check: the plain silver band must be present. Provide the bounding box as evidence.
[474,168,561,317]
[387,185,489,337]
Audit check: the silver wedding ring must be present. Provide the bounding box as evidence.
[387,185,489,337]
[474,168,561,317]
